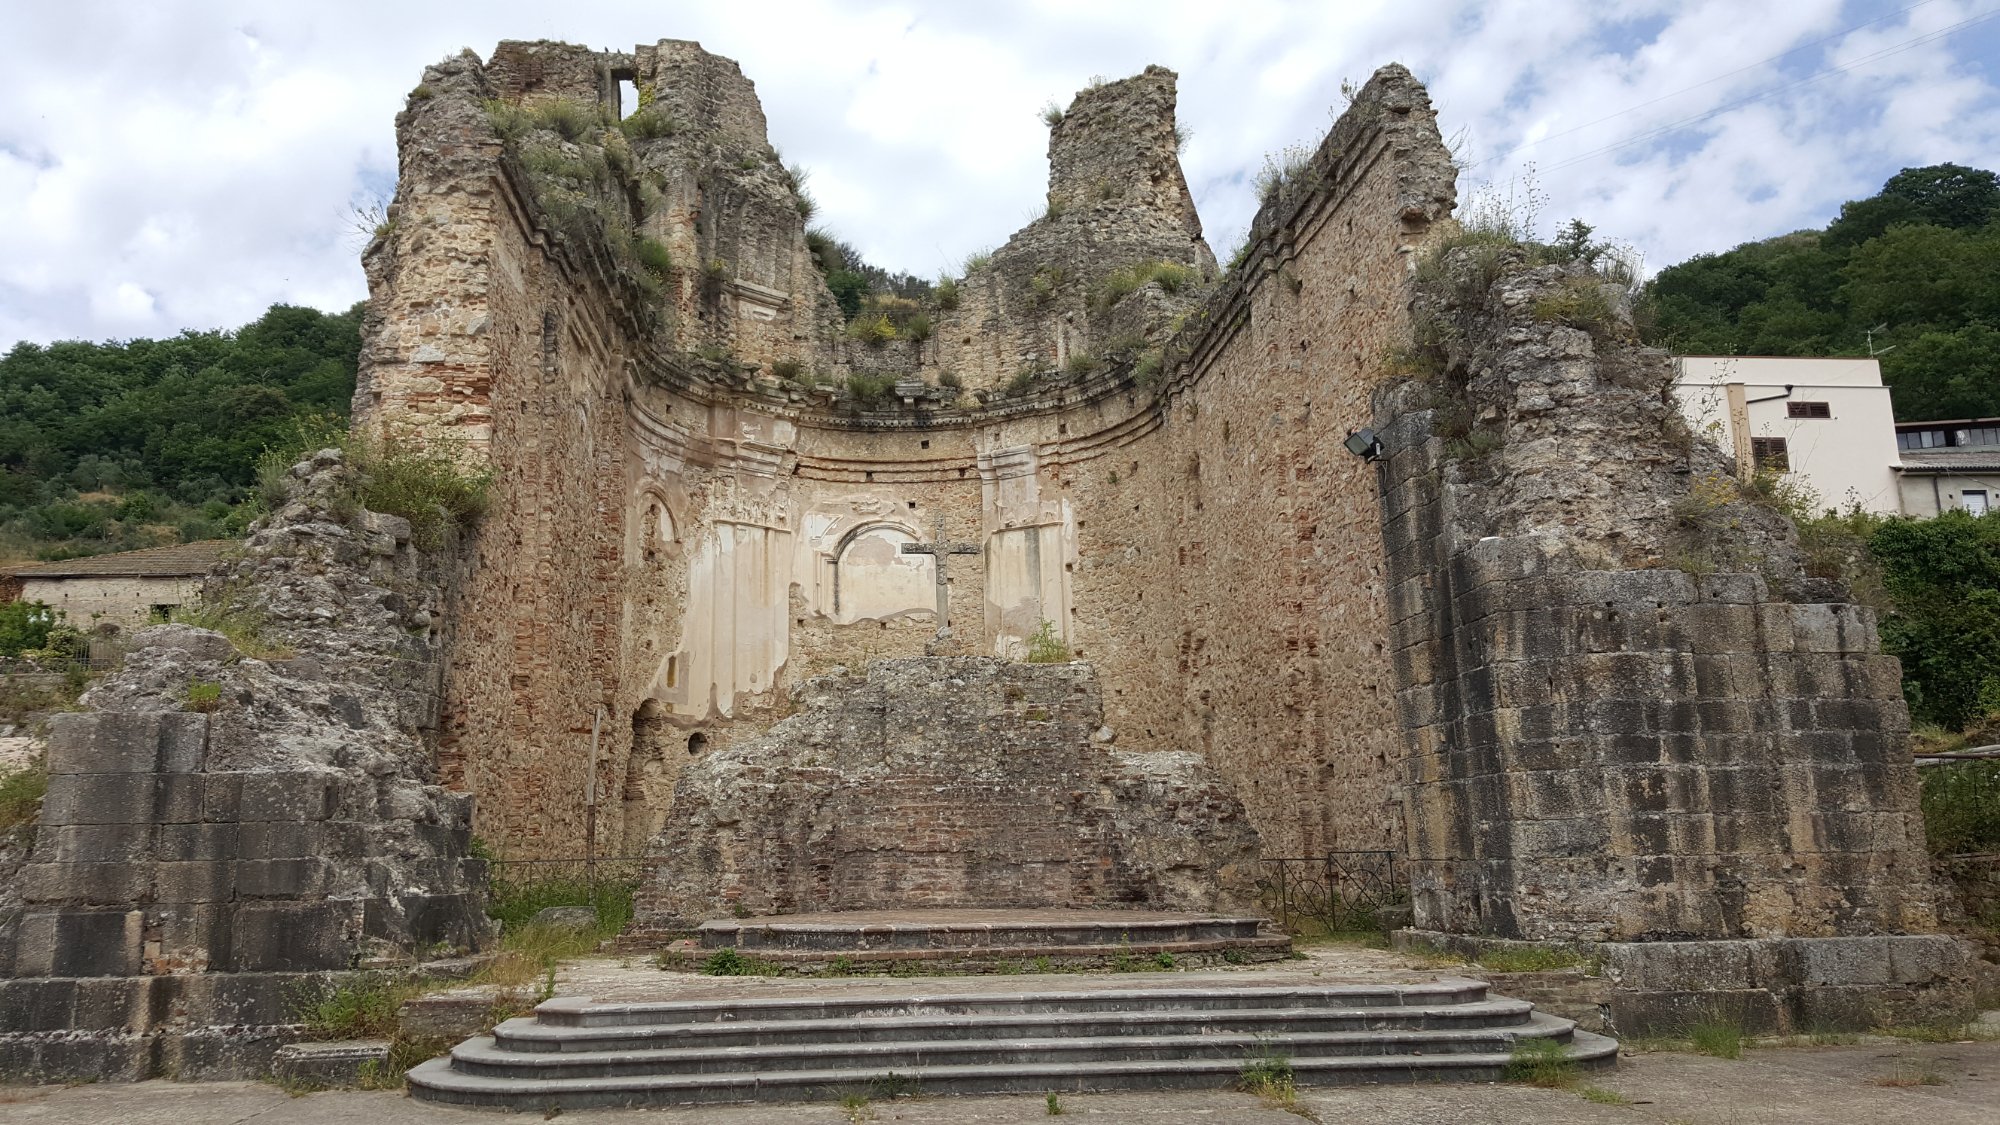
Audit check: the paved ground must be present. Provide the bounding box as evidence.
[3,1039,1995,1124]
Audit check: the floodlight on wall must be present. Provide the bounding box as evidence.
[1344,428,1384,461]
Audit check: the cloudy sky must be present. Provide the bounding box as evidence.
[3,0,1997,349]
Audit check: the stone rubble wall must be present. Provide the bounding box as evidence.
[1374,254,1947,943]
[633,657,1261,930]
[0,452,489,1080]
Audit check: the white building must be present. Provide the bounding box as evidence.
[1670,356,1903,516]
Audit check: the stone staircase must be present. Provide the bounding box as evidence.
[687,909,1293,971]
[406,978,1617,1110]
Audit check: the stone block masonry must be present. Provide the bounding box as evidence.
[0,453,491,1080]
[1371,251,1973,1032]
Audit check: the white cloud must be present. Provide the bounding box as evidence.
[1,0,1995,347]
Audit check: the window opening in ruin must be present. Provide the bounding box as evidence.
[687,732,708,755]
[907,500,916,509]
[617,79,638,119]
[1751,436,1790,472]
[665,655,678,689]
[920,440,930,449]
[148,605,176,623]
[1786,401,1832,419]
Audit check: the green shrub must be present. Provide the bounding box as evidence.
[963,249,993,274]
[935,277,960,310]
[519,141,597,185]
[1024,619,1069,663]
[1029,266,1065,303]
[770,358,805,382]
[0,601,59,657]
[633,237,673,279]
[184,679,223,714]
[486,873,635,937]
[621,104,678,141]
[1007,368,1040,396]
[1133,348,1164,386]
[1871,511,2000,729]
[846,314,897,347]
[170,600,290,661]
[1065,353,1099,378]
[296,976,425,1040]
[1040,102,1065,127]
[1921,761,2000,855]
[1236,1052,1299,1110]
[701,947,779,976]
[528,98,605,142]
[354,437,493,552]
[482,99,530,141]
[845,373,896,404]
[1503,1037,1578,1087]
[1529,276,1621,335]
[0,760,47,842]
[1688,1018,1744,1059]
[938,370,963,390]
[1254,144,1313,204]
[903,314,933,344]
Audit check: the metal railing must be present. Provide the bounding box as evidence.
[1255,850,1408,934]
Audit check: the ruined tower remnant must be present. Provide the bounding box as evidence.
[1372,252,1970,1032]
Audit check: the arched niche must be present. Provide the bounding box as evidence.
[831,521,933,625]
[627,488,681,567]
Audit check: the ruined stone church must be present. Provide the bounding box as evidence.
[0,36,1975,1083]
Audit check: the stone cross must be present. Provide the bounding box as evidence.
[901,513,981,637]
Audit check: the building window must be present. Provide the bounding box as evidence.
[1964,490,1991,516]
[148,604,177,623]
[1961,426,2000,448]
[1751,436,1790,472]
[1786,401,1831,419]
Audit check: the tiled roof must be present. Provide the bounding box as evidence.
[6,540,233,579]
[1897,450,2000,472]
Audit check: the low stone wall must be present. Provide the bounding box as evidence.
[1396,929,1976,1036]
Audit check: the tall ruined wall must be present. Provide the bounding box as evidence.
[1377,250,1947,942]
[359,42,1453,864]
[1061,66,1455,856]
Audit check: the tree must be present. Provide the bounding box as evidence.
[1644,163,2000,420]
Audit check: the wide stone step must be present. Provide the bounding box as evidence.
[699,912,1270,953]
[406,1031,1621,1110]
[454,1014,1578,1079]
[531,980,1493,1028]
[494,997,1535,1054]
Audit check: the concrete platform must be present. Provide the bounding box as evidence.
[692,909,1292,970]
